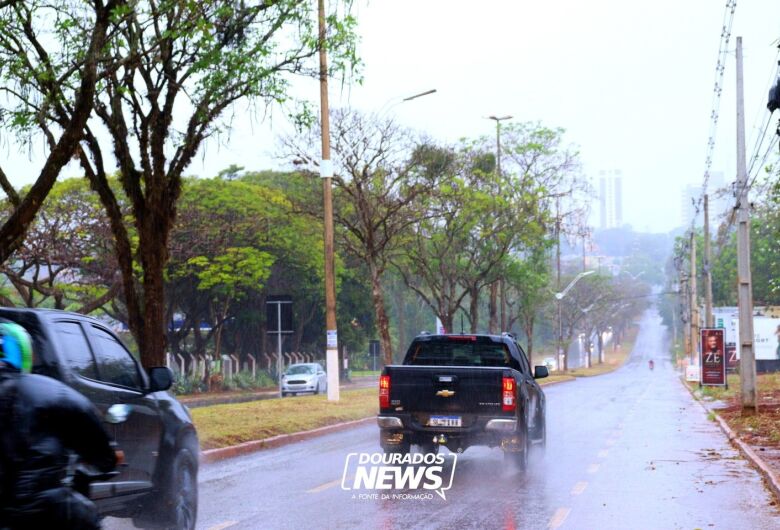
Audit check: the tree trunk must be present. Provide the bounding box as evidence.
[441,311,454,334]
[597,328,604,364]
[469,286,479,333]
[500,279,506,332]
[138,227,168,367]
[0,2,113,264]
[369,263,393,366]
[394,285,406,353]
[488,281,498,333]
[523,316,535,366]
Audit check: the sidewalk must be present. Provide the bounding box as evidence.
[683,376,780,502]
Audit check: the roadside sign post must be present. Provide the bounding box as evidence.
[700,328,726,388]
[267,296,294,396]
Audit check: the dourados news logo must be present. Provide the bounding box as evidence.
[341,452,457,500]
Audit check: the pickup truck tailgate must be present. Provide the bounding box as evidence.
[385,365,508,416]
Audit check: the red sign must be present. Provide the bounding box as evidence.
[725,343,738,371]
[700,328,726,386]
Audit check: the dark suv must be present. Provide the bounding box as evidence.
[0,308,199,530]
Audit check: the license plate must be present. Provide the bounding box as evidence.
[428,415,461,427]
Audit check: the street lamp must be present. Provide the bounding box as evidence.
[378,89,437,116]
[487,115,512,180]
[486,115,512,333]
[555,270,596,371]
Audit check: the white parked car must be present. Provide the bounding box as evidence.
[281,363,328,396]
[543,357,558,372]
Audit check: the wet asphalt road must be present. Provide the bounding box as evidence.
[110,309,780,529]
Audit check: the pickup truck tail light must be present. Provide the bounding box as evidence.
[379,375,391,409]
[502,377,516,412]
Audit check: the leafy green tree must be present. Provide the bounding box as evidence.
[168,177,325,359]
[285,110,438,365]
[0,0,124,263]
[3,0,359,368]
[0,177,120,312]
[504,249,552,364]
[187,247,275,359]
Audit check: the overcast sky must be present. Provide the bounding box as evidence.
[4,0,780,234]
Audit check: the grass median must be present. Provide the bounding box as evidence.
[192,387,378,450]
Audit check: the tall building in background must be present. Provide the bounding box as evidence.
[598,170,623,229]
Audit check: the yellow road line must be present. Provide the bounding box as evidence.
[548,507,571,529]
[207,522,238,530]
[307,478,343,493]
[587,463,600,474]
[570,481,588,496]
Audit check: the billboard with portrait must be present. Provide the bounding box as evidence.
[700,328,726,386]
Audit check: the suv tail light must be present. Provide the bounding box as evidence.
[502,376,516,412]
[379,375,391,409]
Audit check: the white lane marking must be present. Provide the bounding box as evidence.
[571,481,588,495]
[587,463,600,474]
[548,507,571,529]
[605,438,616,447]
[597,449,609,459]
[207,522,238,530]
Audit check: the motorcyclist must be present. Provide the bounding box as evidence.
[0,319,117,529]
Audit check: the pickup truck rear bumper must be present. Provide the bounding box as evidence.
[378,413,521,452]
[377,415,517,433]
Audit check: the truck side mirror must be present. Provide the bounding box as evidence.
[148,366,174,393]
[534,365,549,379]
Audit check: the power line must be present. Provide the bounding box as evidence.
[713,44,780,255]
[688,0,738,237]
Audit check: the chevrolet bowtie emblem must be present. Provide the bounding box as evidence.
[436,389,455,398]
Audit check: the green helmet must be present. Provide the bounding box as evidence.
[0,321,32,373]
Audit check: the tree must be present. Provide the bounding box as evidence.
[62,0,357,367]
[167,176,326,362]
[0,178,119,312]
[285,110,437,365]
[504,248,552,365]
[0,0,123,263]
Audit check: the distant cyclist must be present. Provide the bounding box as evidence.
[648,359,655,370]
[0,319,116,529]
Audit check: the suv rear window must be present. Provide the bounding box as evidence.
[403,337,513,367]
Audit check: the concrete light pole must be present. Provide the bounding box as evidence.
[487,115,512,334]
[735,36,757,413]
[318,0,339,401]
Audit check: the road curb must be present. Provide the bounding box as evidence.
[680,377,780,503]
[539,376,576,387]
[201,416,375,463]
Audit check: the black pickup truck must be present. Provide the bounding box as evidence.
[377,333,548,468]
[0,308,199,530]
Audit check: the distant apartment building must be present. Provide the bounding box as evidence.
[598,170,623,229]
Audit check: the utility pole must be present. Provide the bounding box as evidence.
[488,115,512,334]
[703,194,714,327]
[556,196,564,371]
[681,275,691,361]
[690,232,699,366]
[319,0,339,401]
[735,36,757,413]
